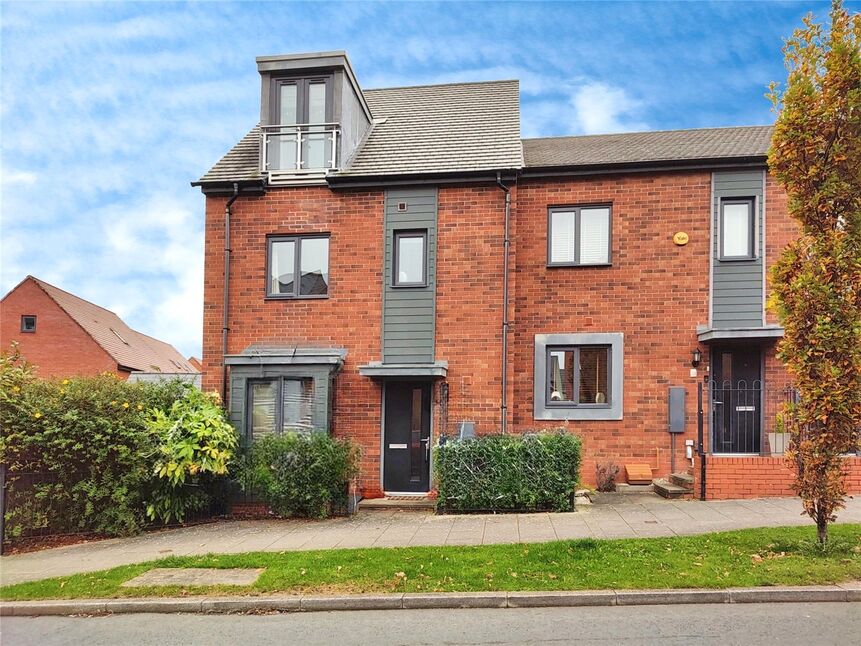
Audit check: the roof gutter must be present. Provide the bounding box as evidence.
[496,171,511,434]
[221,183,240,403]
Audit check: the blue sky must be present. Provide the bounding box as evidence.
[0,1,846,358]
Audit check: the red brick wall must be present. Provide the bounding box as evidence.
[202,187,386,496]
[704,455,861,499]
[0,278,122,379]
[435,184,513,435]
[512,172,713,485]
[202,169,808,497]
[203,183,514,497]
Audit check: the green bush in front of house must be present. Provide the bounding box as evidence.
[434,431,581,512]
[238,432,360,519]
[0,343,237,539]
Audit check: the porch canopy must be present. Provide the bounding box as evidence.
[696,325,784,344]
[358,360,447,379]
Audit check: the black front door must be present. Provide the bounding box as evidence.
[711,346,762,453]
[383,381,431,492]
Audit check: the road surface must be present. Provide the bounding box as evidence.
[2,602,858,645]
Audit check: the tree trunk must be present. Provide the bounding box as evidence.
[817,517,828,545]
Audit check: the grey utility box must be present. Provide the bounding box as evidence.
[668,387,686,434]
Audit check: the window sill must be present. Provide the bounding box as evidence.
[546,262,613,268]
[265,294,330,301]
[391,283,428,289]
[546,403,612,410]
[717,256,758,263]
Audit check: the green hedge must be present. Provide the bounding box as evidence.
[0,344,237,538]
[238,432,359,518]
[434,431,581,512]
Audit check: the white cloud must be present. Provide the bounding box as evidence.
[571,82,649,135]
[522,81,649,138]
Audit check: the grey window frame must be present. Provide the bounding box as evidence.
[545,344,612,409]
[269,75,334,126]
[246,376,315,438]
[719,197,756,261]
[266,234,330,299]
[20,315,36,333]
[392,229,428,288]
[534,333,624,421]
[547,204,613,267]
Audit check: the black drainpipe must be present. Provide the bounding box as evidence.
[496,172,511,434]
[221,182,240,402]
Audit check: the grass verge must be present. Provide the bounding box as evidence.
[2,525,859,601]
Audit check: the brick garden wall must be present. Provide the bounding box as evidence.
[703,455,861,499]
[0,278,123,379]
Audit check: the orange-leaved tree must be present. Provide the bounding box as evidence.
[767,0,861,545]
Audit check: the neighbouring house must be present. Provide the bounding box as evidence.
[193,50,861,501]
[1,275,199,382]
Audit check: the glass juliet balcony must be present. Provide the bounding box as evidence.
[261,123,340,179]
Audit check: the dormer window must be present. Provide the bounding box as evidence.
[263,75,339,176]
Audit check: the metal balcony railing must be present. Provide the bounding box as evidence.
[261,123,340,180]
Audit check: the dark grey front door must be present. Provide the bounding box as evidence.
[711,346,762,453]
[383,382,431,492]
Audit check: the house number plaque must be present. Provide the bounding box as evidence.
[673,231,690,246]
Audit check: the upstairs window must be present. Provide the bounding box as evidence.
[393,230,427,287]
[267,235,330,298]
[21,315,36,332]
[265,76,336,172]
[248,377,315,439]
[548,205,611,266]
[720,198,755,260]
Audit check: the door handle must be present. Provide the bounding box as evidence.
[421,437,430,462]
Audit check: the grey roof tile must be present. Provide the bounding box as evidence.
[195,126,262,185]
[523,125,772,169]
[334,80,523,177]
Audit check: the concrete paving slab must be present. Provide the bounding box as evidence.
[121,567,265,588]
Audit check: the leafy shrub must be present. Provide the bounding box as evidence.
[0,344,188,536]
[434,431,581,512]
[145,388,239,524]
[595,461,620,492]
[239,432,359,518]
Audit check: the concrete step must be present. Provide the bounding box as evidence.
[653,479,692,499]
[358,496,435,511]
[614,483,655,494]
[670,472,694,490]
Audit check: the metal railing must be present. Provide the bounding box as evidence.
[709,379,763,454]
[261,123,340,180]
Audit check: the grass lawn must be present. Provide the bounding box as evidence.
[2,525,859,601]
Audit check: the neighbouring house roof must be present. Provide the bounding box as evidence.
[522,125,773,171]
[27,276,198,374]
[332,80,523,178]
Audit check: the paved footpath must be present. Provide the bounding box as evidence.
[2,496,860,586]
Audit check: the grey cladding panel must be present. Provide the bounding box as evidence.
[383,188,437,363]
[712,170,765,329]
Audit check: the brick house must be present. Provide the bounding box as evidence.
[1,276,198,382]
[194,51,860,501]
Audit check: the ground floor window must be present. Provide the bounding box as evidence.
[547,345,611,406]
[248,377,315,438]
[534,333,623,421]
